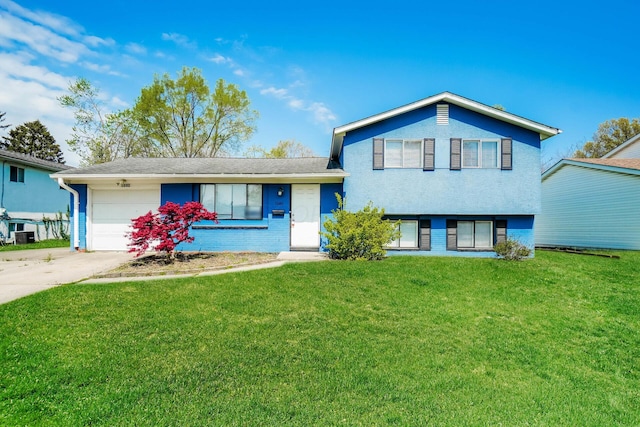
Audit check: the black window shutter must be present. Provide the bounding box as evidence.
[450,138,461,170]
[501,138,512,170]
[423,138,435,171]
[496,220,507,244]
[419,220,431,250]
[373,138,384,170]
[446,220,457,250]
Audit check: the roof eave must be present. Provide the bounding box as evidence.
[542,159,640,181]
[52,172,349,184]
[330,91,561,158]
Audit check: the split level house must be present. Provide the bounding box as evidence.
[1,149,71,243]
[536,134,640,250]
[52,92,561,256]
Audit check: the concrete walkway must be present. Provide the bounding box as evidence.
[82,251,327,284]
[0,249,326,304]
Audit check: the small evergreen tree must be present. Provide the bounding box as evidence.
[1,120,65,163]
[321,194,400,260]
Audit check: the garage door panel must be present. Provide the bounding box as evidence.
[90,188,160,251]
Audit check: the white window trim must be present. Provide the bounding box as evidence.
[461,139,500,169]
[384,139,424,169]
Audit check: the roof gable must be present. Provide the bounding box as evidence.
[543,158,640,180]
[330,91,561,159]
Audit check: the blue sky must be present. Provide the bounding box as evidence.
[1,0,639,166]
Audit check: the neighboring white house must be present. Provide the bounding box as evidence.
[536,157,640,250]
[603,133,640,159]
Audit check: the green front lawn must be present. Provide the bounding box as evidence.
[1,251,638,425]
[0,238,69,252]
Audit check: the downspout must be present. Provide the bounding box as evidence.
[57,178,80,250]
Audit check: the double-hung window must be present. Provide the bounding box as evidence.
[385,139,423,168]
[388,220,419,248]
[200,184,262,220]
[457,221,493,249]
[9,166,24,183]
[462,139,499,168]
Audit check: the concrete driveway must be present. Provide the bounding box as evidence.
[0,248,133,304]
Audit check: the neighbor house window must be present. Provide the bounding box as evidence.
[9,166,24,183]
[457,221,493,249]
[462,139,499,168]
[9,223,24,232]
[385,139,423,168]
[200,184,262,220]
[387,220,419,248]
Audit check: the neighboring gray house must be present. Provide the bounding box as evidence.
[536,157,640,250]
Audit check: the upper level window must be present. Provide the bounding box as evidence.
[9,166,24,183]
[462,139,499,168]
[385,139,423,168]
[200,184,262,220]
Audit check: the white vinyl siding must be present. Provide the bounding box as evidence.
[462,139,499,168]
[200,184,262,220]
[385,139,423,168]
[537,164,640,249]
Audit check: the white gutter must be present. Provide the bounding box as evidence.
[57,177,80,250]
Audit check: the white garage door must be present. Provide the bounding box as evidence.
[90,188,160,251]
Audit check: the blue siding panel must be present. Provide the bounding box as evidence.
[341,103,541,215]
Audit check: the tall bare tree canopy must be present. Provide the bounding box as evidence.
[1,120,65,163]
[574,118,640,158]
[244,140,315,158]
[59,68,258,165]
[59,78,145,166]
[131,67,258,158]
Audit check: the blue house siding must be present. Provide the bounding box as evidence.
[384,215,533,257]
[341,103,541,215]
[1,162,69,214]
[161,183,294,253]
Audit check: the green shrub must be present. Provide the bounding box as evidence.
[321,194,400,260]
[494,238,532,260]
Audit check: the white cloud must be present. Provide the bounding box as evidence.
[261,87,288,98]
[161,32,195,48]
[0,0,83,37]
[209,53,229,64]
[288,98,304,109]
[233,69,245,77]
[308,102,337,125]
[110,96,129,108]
[79,61,124,76]
[125,42,147,55]
[84,35,115,48]
[0,13,91,62]
[0,52,69,89]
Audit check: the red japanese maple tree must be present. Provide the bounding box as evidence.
[127,201,218,258]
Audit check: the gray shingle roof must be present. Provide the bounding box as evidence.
[53,157,345,176]
[568,158,640,171]
[0,149,72,172]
